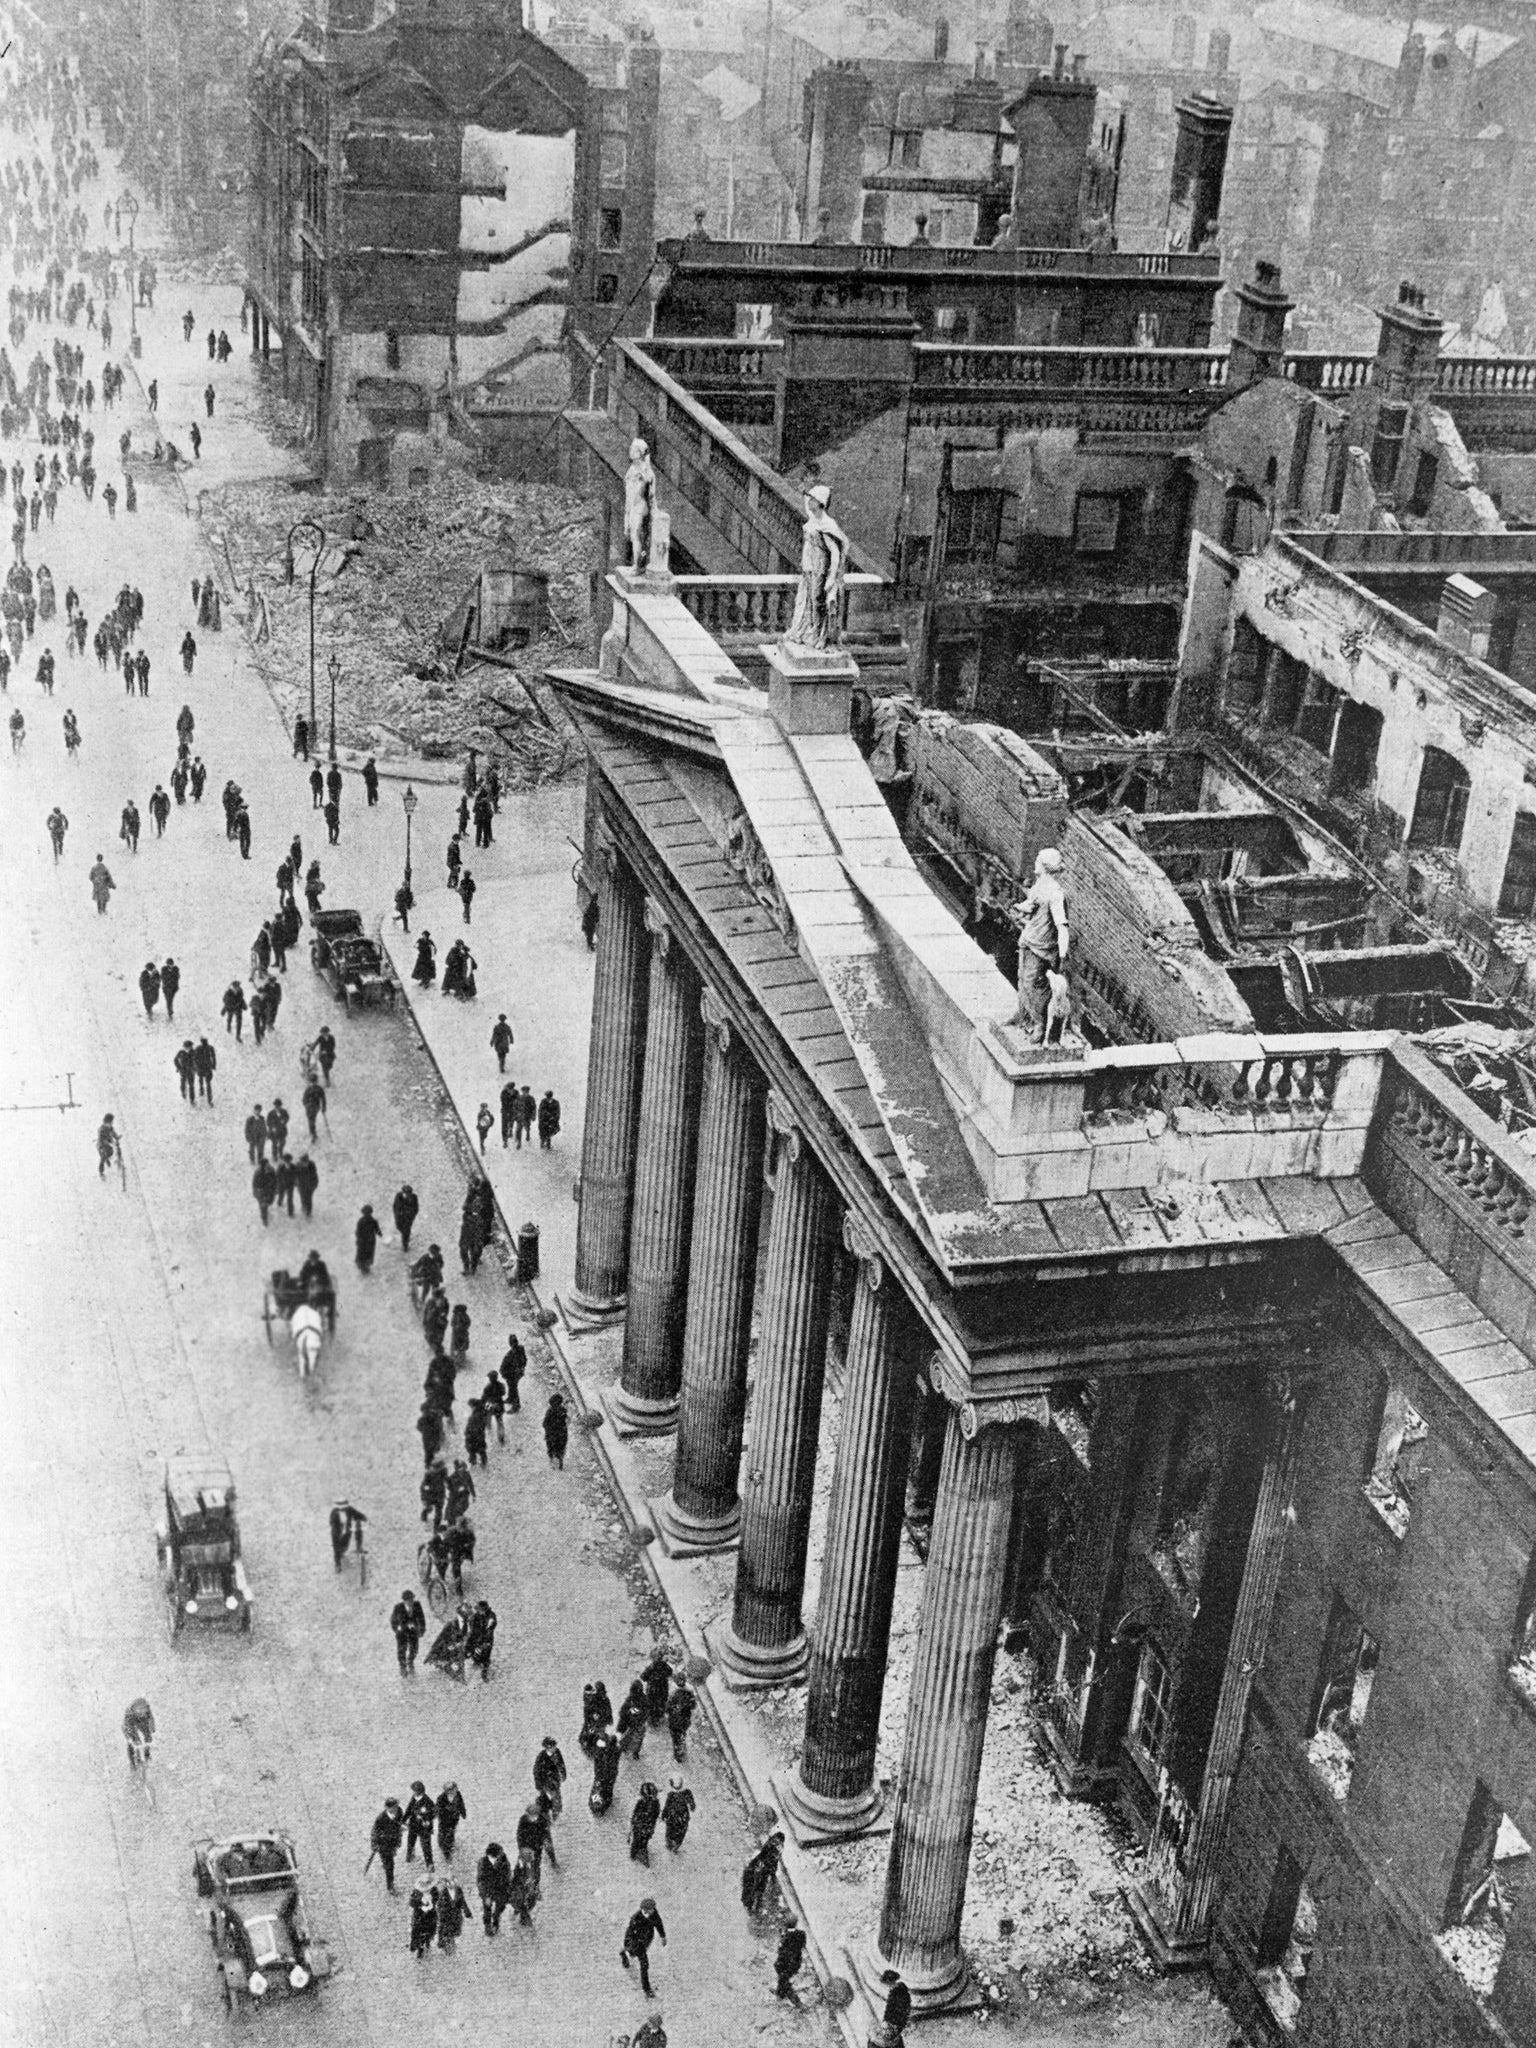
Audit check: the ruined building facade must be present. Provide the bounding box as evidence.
[244,0,657,485]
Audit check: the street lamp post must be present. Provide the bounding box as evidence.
[283,517,326,744]
[326,651,341,764]
[402,783,418,894]
[121,192,138,341]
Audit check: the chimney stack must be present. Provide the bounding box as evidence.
[1164,92,1233,253]
[1228,258,1294,387]
[1437,574,1494,662]
[1005,56,1098,246]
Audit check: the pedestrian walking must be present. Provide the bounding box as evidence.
[590,1727,621,1814]
[480,1371,506,1447]
[477,1842,513,1936]
[119,798,139,851]
[89,854,114,913]
[46,807,68,863]
[774,1922,808,2001]
[309,763,324,809]
[405,1782,437,1869]
[474,1101,493,1156]
[317,1025,337,1084]
[252,1157,277,1226]
[538,1089,562,1149]
[533,1737,567,1820]
[355,1203,382,1272]
[617,1679,648,1762]
[580,1681,614,1756]
[369,1799,405,1893]
[620,1899,667,1997]
[741,1832,785,1915]
[244,1105,267,1164]
[390,1588,426,1675]
[295,1151,319,1218]
[543,1391,569,1469]
[363,755,379,804]
[464,1398,489,1468]
[174,1042,197,1105]
[666,1681,696,1763]
[408,1882,438,1959]
[393,1183,419,1251]
[324,796,339,846]
[500,1078,519,1148]
[629,1782,661,1864]
[293,714,309,760]
[466,1599,497,1679]
[137,960,160,1018]
[412,931,437,988]
[517,1799,557,1879]
[517,1084,537,1148]
[436,1781,467,1860]
[490,1013,513,1071]
[204,382,215,418]
[459,869,476,924]
[418,1403,445,1470]
[509,1848,539,1926]
[148,785,169,836]
[661,1776,695,1852]
[266,1099,291,1154]
[500,1331,526,1413]
[436,1877,468,1955]
[222,980,246,1039]
[160,960,180,1020]
[446,835,462,889]
[302,1076,326,1139]
[194,1038,217,1104]
[450,1300,472,1357]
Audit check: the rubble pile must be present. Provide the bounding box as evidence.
[205,473,597,771]
[1413,1019,1536,1142]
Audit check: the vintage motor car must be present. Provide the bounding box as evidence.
[193,1830,333,2013]
[156,1456,253,1640]
[309,907,397,1009]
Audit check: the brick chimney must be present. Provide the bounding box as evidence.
[800,62,872,245]
[1003,50,1098,247]
[1228,259,1293,387]
[1370,280,1443,491]
[1165,92,1233,252]
[1437,574,1494,661]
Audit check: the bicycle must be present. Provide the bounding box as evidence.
[417,1539,450,1617]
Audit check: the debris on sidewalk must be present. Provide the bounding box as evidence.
[204,471,598,771]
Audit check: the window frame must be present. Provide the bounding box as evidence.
[1128,1636,1173,1770]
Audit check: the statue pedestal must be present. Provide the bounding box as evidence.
[764,640,859,737]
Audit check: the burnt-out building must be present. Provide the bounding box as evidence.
[245,0,657,485]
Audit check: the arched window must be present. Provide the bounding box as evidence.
[1407,746,1471,853]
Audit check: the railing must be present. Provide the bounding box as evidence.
[1081,1043,1345,1122]
[1282,353,1375,393]
[1376,1044,1534,1242]
[674,572,890,644]
[658,235,1222,281]
[642,338,783,390]
[1434,356,1536,396]
[611,340,887,580]
[913,344,1230,393]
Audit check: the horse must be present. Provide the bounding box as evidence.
[289,1302,324,1381]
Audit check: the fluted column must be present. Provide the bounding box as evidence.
[573,843,650,1313]
[715,1091,836,1686]
[653,986,767,1554]
[611,898,702,1434]
[782,1213,915,1840]
[1131,1369,1309,1963]
[869,1404,1021,2009]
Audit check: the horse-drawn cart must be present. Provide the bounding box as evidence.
[262,1265,336,1379]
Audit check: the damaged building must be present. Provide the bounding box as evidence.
[244,0,657,485]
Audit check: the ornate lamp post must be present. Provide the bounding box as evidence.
[326,650,341,764]
[120,192,139,345]
[402,783,418,893]
[283,517,326,742]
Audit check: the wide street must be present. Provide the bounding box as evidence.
[0,65,834,2048]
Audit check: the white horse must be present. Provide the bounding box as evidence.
[289,1302,324,1381]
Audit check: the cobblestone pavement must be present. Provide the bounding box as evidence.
[0,109,838,2048]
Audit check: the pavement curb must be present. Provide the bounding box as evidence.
[377,921,872,2048]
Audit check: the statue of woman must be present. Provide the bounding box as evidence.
[784,483,849,652]
[623,437,655,573]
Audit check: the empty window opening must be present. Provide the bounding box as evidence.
[599,207,624,250]
[1363,1374,1427,1539]
[1226,617,1266,713]
[1439,1783,1533,2002]
[1409,451,1439,517]
[1264,648,1306,729]
[1499,812,1536,920]
[384,329,400,370]
[1307,1595,1379,1800]
[1408,746,1472,854]
[1255,1847,1317,2032]
[946,489,1003,566]
[1074,491,1122,555]
[1331,701,1384,796]
[1128,1637,1173,1770]
[594,271,619,305]
[1294,672,1340,752]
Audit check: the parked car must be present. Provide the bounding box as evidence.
[309,907,397,1009]
[156,1457,253,1641]
[193,1830,332,2013]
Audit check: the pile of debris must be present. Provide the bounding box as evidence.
[205,471,597,773]
[1414,1019,1536,1144]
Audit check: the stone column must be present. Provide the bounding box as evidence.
[715,1091,836,1686]
[868,1403,1022,2010]
[610,898,702,1434]
[572,844,648,1314]
[1131,1370,1309,1964]
[653,986,767,1553]
[782,1213,915,1841]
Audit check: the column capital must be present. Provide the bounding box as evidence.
[700,981,734,1056]
[643,893,673,958]
[765,1086,804,1164]
[842,1209,884,1291]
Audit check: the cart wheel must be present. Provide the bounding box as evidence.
[167,1598,182,1643]
[426,1577,449,1617]
[241,1607,252,1635]
[194,1854,214,1898]
[261,1291,276,1347]
[220,1971,234,2015]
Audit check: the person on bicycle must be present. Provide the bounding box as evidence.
[329,1501,367,1571]
[123,1697,155,1768]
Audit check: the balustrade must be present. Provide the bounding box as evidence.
[912,344,1229,393]
[1283,353,1375,393]
[1382,1055,1533,1237]
[1081,1046,1345,1123]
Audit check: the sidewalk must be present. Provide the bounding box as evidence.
[379,906,1242,2048]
